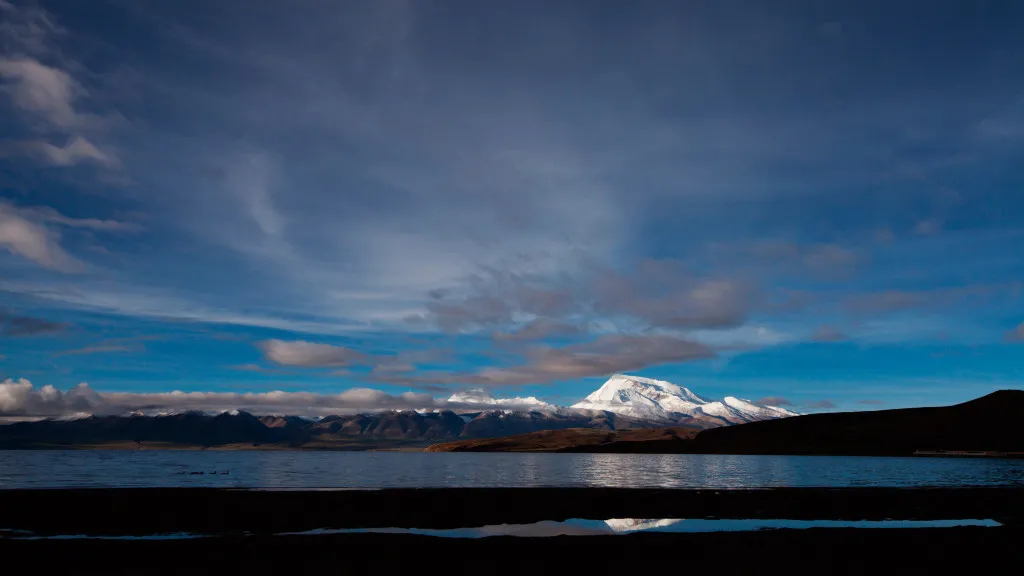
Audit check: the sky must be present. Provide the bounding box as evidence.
[1,0,1023,418]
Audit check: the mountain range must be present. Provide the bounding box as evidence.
[430,390,1024,455]
[0,375,794,449]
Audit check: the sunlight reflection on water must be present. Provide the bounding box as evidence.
[0,450,1022,489]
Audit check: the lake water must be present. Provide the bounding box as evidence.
[2,519,1001,540]
[280,518,1002,538]
[2,451,1023,489]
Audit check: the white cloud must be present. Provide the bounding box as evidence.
[0,378,100,416]
[0,57,81,129]
[0,377,549,418]
[0,3,117,168]
[0,201,83,272]
[0,377,32,412]
[0,200,140,271]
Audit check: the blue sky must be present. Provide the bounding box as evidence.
[1,0,1023,416]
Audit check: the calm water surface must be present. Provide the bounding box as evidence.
[1,451,1022,489]
[280,518,1002,538]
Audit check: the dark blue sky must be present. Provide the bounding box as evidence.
[1,0,1023,416]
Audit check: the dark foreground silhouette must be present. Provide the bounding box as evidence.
[3,527,1020,575]
[0,487,1021,575]
[431,390,1024,455]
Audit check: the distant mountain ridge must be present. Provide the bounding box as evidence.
[0,374,797,449]
[0,406,664,449]
[694,389,1024,456]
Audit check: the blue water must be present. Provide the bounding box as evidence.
[2,519,1001,540]
[2,450,1022,489]
[281,518,1002,538]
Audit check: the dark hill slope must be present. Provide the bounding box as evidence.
[693,390,1024,456]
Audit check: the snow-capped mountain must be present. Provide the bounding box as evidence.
[443,374,798,428]
[604,518,683,532]
[573,374,709,421]
[572,374,799,426]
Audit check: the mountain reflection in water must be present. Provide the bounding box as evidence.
[278,518,1000,538]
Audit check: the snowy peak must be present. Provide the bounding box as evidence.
[604,518,683,532]
[572,374,798,425]
[572,374,708,421]
[582,374,709,405]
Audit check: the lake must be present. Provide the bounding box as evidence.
[2,450,1023,489]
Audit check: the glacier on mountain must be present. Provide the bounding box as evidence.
[570,374,798,426]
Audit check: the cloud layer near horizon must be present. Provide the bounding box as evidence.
[0,377,548,419]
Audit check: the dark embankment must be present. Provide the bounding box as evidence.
[3,526,1022,575]
[695,390,1024,456]
[426,426,698,452]
[1,488,1022,536]
[2,488,1023,575]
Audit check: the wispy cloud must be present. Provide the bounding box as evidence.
[756,396,795,407]
[711,240,862,280]
[913,219,943,236]
[418,262,757,335]
[229,363,269,372]
[0,200,141,271]
[812,326,847,343]
[24,136,119,167]
[0,312,67,336]
[805,400,837,410]
[0,0,120,170]
[376,334,715,388]
[259,339,367,368]
[14,202,142,232]
[0,202,84,272]
[492,319,587,342]
[55,344,134,356]
[845,283,1021,315]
